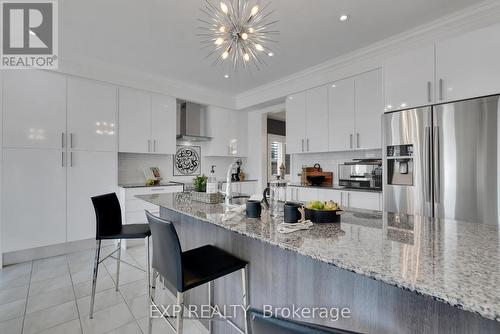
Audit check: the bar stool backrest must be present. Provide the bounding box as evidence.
[248,309,359,334]
[91,193,123,239]
[146,211,184,292]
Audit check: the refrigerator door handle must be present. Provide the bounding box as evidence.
[433,126,441,203]
[424,126,432,202]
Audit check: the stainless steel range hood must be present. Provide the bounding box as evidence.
[176,101,212,142]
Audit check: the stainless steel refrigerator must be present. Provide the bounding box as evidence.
[382,95,499,225]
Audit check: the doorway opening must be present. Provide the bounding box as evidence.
[267,111,290,185]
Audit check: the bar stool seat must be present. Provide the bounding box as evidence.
[182,245,247,291]
[97,224,151,240]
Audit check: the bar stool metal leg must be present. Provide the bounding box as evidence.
[89,240,101,319]
[147,236,151,299]
[115,239,121,291]
[208,281,214,333]
[241,267,249,334]
[176,292,184,334]
[148,268,157,334]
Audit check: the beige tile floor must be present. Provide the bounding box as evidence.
[0,244,207,334]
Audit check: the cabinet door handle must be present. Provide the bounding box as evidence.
[148,139,151,152]
[357,133,360,148]
[349,134,353,149]
[427,81,432,103]
[70,133,73,148]
[61,132,65,148]
[306,139,310,152]
[61,151,65,167]
[70,152,73,167]
[439,79,444,101]
[153,140,156,152]
[301,139,304,152]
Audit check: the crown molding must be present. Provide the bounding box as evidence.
[235,0,500,110]
[57,55,237,110]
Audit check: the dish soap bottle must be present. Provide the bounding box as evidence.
[206,165,218,194]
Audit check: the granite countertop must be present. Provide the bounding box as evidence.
[136,192,500,322]
[118,182,184,189]
[288,183,382,193]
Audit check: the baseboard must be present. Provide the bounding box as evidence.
[2,239,115,265]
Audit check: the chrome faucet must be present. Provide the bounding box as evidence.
[222,158,241,206]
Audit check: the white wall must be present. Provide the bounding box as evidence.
[290,150,382,186]
[118,151,248,185]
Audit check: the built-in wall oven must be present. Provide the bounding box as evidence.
[338,159,382,190]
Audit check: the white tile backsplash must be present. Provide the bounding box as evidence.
[290,149,382,185]
[118,152,247,185]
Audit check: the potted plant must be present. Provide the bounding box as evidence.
[192,175,208,193]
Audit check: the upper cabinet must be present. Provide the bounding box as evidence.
[3,71,66,149]
[204,106,248,157]
[436,24,500,103]
[305,85,329,153]
[67,78,118,152]
[355,69,384,150]
[286,85,329,154]
[329,69,383,151]
[151,94,176,154]
[329,78,355,151]
[384,23,500,110]
[285,91,306,154]
[118,88,176,154]
[384,45,435,111]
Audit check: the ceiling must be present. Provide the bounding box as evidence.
[61,0,480,95]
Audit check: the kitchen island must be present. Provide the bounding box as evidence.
[137,192,500,334]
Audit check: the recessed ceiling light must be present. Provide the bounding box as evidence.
[268,52,274,57]
[224,74,230,78]
[339,14,349,22]
[331,84,336,88]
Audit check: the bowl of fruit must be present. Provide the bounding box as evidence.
[304,200,343,223]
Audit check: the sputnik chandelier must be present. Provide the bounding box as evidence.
[198,0,279,72]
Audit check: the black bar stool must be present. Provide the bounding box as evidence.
[248,309,361,334]
[90,193,151,319]
[146,211,249,334]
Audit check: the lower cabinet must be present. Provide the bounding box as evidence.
[2,148,67,252]
[119,185,184,226]
[288,186,381,211]
[67,151,117,241]
[341,191,381,211]
[1,148,118,252]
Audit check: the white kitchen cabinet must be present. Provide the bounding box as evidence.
[384,45,435,111]
[119,88,176,154]
[343,191,381,211]
[67,78,118,152]
[288,186,318,202]
[2,149,67,252]
[317,188,342,203]
[329,78,355,151]
[436,24,500,103]
[305,86,329,153]
[118,88,151,153]
[205,106,247,157]
[67,151,117,241]
[355,69,383,149]
[285,92,306,154]
[3,70,66,149]
[151,94,176,154]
